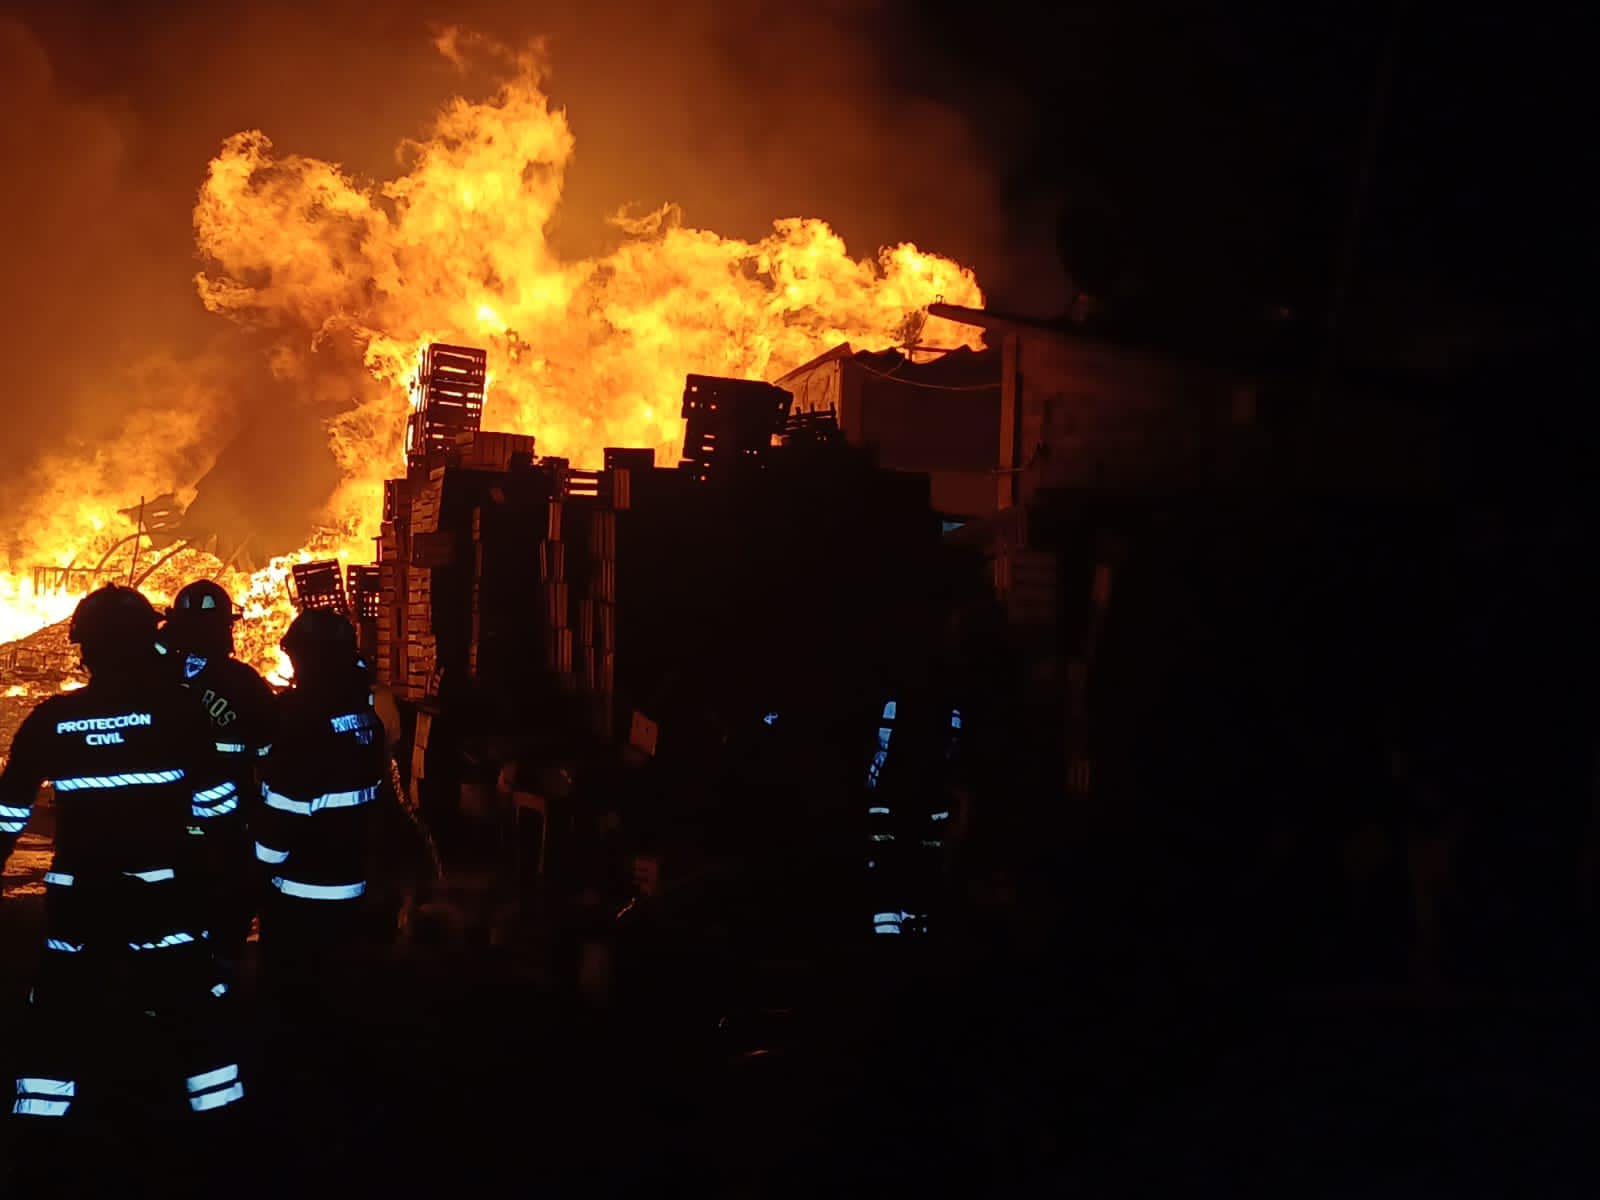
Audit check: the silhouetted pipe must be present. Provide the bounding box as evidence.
[92,532,149,572]
[133,541,195,590]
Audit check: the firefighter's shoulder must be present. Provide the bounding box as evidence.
[267,687,325,734]
[214,656,278,708]
[12,683,188,752]
[146,678,222,736]
[213,655,273,691]
[144,675,206,709]
[11,692,75,747]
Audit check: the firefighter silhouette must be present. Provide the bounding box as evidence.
[0,586,245,1140]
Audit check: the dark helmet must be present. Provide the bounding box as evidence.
[162,578,239,658]
[70,585,159,653]
[280,608,358,663]
[169,580,237,623]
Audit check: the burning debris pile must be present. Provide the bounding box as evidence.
[0,620,85,759]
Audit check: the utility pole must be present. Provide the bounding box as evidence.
[1315,0,1412,406]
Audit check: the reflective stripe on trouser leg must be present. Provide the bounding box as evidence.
[13,1077,74,1117]
[186,1063,245,1113]
[254,842,289,865]
[127,931,198,951]
[192,780,240,819]
[270,877,365,901]
[123,867,177,883]
[872,910,927,935]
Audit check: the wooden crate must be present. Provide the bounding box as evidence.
[538,539,565,583]
[541,581,569,629]
[469,539,484,677]
[628,711,659,757]
[383,477,414,523]
[410,710,434,786]
[457,430,536,473]
[588,510,616,560]
[410,530,456,569]
[408,345,487,468]
[290,560,347,613]
[577,599,616,650]
[578,597,594,646]
[410,473,445,535]
[995,548,1058,626]
[566,468,603,500]
[538,500,563,542]
[593,601,615,649]
[546,626,573,673]
[603,447,656,472]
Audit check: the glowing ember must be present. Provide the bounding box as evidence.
[1,30,983,674]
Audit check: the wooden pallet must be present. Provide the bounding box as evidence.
[455,430,536,473]
[538,539,565,583]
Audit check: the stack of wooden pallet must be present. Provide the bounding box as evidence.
[994,547,1060,628]
[379,446,562,701]
[576,501,617,739]
[347,563,381,619]
[1066,534,1125,799]
[405,470,445,699]
[346,563,382,661]
[464,467,556,695]
[406,344,487,468]
[679,374,792,481]
[375,484,409,698]
[534,492,572,688]
[455,430,535,473]
[467,507,483,681]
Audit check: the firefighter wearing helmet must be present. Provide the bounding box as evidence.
[0,586,245,1171]
[253,607,388,1004]
[157,579,277,975]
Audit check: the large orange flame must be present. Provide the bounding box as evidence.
[1,32,983,674]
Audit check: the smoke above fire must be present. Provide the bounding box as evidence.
[1,14,987,664]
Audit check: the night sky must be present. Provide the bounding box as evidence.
[905,0,1593,368]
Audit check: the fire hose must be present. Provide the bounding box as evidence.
[390,755,445,882]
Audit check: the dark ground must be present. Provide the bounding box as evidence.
[5,802,1600,1198]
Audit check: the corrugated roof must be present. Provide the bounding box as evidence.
[775,339,1000,392]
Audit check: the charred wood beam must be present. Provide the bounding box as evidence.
[133,541,196,589]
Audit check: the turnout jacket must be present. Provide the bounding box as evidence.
[159,644,277,828]
[0,676,224,877]
[254,681,386,903]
